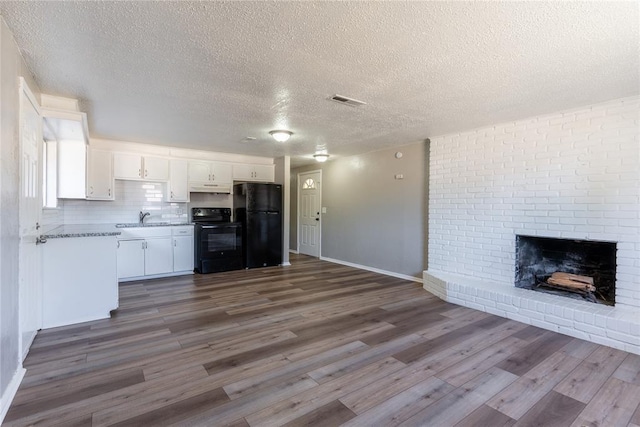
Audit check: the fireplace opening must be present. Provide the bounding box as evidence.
[515,235,616,305]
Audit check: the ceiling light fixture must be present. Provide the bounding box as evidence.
[269,130,293,142]
[313,153,330,163]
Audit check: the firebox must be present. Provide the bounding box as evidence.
[515,235,616,305]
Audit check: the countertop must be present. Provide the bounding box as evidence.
[115,222,193,228]
[41,224,122,239]
[41,223,193,239]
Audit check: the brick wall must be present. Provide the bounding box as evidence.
[428,97,640,309]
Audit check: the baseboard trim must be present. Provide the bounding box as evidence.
[289,249,299,254]
[119,270,194,283]
[1,366,25,424]
[320,256,423,283]
[21,331,37,361]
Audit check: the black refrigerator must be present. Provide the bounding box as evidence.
[234,183,282,268]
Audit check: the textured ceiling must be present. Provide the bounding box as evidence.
[1,2,638,166]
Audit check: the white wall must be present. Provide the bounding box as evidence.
[427,97,639,309]
[274,156,290,265]
[0,16,40,420]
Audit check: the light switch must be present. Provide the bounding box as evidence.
[395,174,404,180]
[321,207,327,214]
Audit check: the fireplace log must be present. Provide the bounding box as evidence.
[547,277,596,292]
[550,272,594,286]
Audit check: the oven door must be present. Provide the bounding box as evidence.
[196,223,242,259]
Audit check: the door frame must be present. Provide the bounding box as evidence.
[296,169,322,258]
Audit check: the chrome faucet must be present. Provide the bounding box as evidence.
[139,211,151,225]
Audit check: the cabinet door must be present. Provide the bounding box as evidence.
[57,140,86,198]
[87,149,114,200]
[188,161,211,182]
[144,237,173,275]
[253,164,275,182]
[232,163,252,181]
[173,235,194,272]
[143,156,169,181]
[114,153,142,180]
[211,162,232,183]
[117,239,145,279]
[169,159,189,202]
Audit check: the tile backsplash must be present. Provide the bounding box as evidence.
[62,180,188,225]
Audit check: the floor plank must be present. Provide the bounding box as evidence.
[455,404,516,427]
[399,367,518,426]
[513,390,585,427]
[5,254,639,427]
[570,377,640,427]
[280,399,356,427]
[553,345,628,403]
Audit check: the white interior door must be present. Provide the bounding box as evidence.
[19,78,43,359]
[298,171,321,257]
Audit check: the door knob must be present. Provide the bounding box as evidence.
[315,218,320,221]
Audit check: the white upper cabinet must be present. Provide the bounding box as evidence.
[232,163,275,182]
[211,162,232,183]
[114,153,169,181]
[144,156,169,181]
[188,161,210,182]
[87,149,114,200]
[113,153,142,179]
[169,159,189,202]
[57,140,86,199]
[188,161,232,183]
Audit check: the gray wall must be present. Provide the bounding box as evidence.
[0,17,40,405]
[290,141,428,278]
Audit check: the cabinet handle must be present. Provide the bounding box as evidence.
[142,241,145,250]
[117,241,120,248]
[139,168,142,177]
[174,239,177,247]
[171,191,174,199]
[212,174,215,181]
[108,188,111,197]
[90,186,94,195]
[145,169,148,178]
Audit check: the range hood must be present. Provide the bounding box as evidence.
[188,183,232,194]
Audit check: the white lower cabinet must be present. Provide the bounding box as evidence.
[117,239,145,278]
[43,236,118,328]
[145,237,173,276]
[173,235,194,272]
[117,226,193,280]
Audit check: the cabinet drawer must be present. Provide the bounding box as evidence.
[118,227,172,239]
[172,226,194,236]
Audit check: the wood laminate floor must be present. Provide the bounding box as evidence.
[6,254,640,426]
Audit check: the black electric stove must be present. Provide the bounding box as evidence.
[192,208,243,274]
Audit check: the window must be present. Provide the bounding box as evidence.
[303,178,315,189]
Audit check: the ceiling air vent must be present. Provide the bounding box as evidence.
[328,94,366,107]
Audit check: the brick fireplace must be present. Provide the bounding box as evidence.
[423,97,640,354]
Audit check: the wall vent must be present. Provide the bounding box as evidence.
[328,94,366,107]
